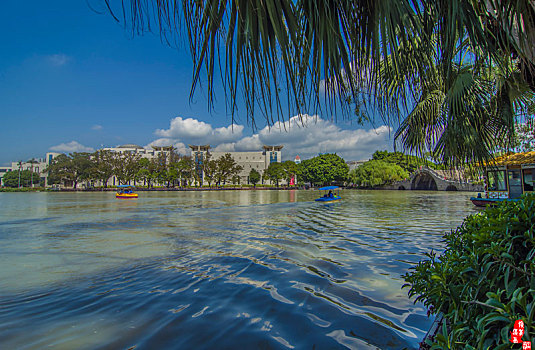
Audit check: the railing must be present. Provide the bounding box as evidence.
[417,167,467,183]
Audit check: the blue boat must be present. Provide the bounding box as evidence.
[315,186,341,202]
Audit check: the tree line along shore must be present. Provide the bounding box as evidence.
[2,150,468,191]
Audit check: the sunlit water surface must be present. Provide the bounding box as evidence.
[0,190,478,349]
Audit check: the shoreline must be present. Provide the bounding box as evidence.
[0,186,302,192]
[0,186,480,193]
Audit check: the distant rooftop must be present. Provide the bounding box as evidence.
[117,144,144,149]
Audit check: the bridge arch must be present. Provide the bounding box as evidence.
[411,172,438,190]
[445,185,458,191]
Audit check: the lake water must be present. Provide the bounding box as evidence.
[0,190,477,349]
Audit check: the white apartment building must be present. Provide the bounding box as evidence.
[102,144,173,160]
[190,145,283,185]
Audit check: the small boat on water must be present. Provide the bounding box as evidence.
[315,186,341,202]
[470,151,535,207]
[116,185,138,199]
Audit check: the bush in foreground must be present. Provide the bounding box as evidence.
[404,194,535,349]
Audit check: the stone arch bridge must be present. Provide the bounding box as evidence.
[383,167,483,192]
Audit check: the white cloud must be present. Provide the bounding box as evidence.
[49,141,94,153]
[229,114,393,161]
[150,114,393,161]
[152,116,244,152]
[155,117,212,139]
[91,124,103,131]
[155,117,244,143]
[214,134,262,152]
[47,54,70,66]
[213,124,245,143]
[213,143,235,152]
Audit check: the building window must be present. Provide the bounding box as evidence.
[487,170,507,191]
[270,152,278,163]
[523,169,534,192]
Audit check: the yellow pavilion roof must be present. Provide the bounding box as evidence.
[489,151,535,166]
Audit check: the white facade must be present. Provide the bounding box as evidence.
[346,160,367,171]
[99,144,175,187]
[1,143,286,188]
[102,144,172,160]
[190,145,283,185]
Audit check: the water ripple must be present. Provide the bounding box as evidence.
[0,190,476,349]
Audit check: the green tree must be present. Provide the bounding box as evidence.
[389,54,534,166]
[2,170,18,188]
[2,169,40,188]
[176,157,195,187]
[27,158,40,188]
[281,160,299,185]
[371,150,440,174]
[349,160,409,188]
[135,158,152,188]
[46,155,67,186]
[91,150,115,188]
[148,152,168,186]
[112,152,141,185]
[47,153,92,188]
[300,154,348,186]
[231,175,240,185]
[202,153,217,187]
[263,162,285,187]
[248,168,261,188]
[166,161,179,187]
[514,118,535,152]
[215,153,243,186]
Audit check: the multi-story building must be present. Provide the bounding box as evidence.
[0,152,61,187]
[1,144,286,188]
[98,144,176,187]
[102,144,174,160]
[190,145,283,185]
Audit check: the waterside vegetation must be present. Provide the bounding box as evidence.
[404,195,535,348]
[2,169,42,188]
[348,150,444,188]
[4,150,471,190]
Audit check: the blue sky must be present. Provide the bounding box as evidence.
[0,1,393,166]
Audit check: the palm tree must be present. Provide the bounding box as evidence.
[392,52,534,166]
[17,161,22,188]
[101,0,535,164]
[28,158,39,187]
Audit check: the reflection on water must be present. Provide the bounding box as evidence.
[0,190,476,349]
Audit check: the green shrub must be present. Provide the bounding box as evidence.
[0,187,44,192]
[404,194,535,349]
